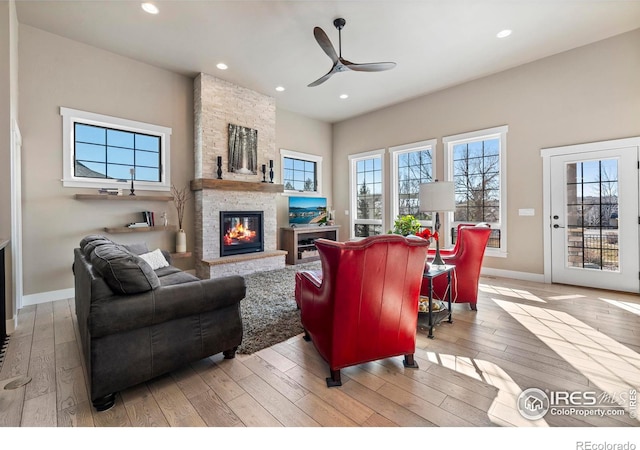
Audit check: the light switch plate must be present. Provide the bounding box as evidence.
[519,208,535,216]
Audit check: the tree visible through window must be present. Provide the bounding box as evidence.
[397,149,433,220]
[354,155,383,237]
[283,157,317,192]
[452,138,500,224]
[445,125,508,252]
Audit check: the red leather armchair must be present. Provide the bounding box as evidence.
[422,224,491,311]
[295,234,430,387]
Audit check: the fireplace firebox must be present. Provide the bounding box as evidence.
[220,211,264,257]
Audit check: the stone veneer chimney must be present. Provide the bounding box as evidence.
[193,73,285,279]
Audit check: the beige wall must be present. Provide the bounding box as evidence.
[18,25,195,295]
[275,108,333,243]
[332,28,640,276]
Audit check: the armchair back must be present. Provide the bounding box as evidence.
[295,234,430,385]
[424,224,491,309]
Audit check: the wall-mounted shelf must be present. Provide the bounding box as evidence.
[171,252,192,259]
[104,225,177,234]
[75,194,173,201]
[75,194,176,234]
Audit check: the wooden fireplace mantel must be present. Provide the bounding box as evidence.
[190,178,284,193]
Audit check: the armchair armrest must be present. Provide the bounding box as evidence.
[295,269,334,340]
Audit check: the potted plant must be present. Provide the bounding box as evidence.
[390,214,422,236]
[171,184,191,253]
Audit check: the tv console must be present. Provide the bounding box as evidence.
[280,225,340,265]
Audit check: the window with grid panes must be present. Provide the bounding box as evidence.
[61,107,171,190]
[350,150,384,238]
[444,126,508,254]
[390,140,435,227]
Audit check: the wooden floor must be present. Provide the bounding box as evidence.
[1,275,639,429]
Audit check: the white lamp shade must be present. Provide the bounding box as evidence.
[419,181,455,212]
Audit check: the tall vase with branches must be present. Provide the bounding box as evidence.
[171,184,191,253]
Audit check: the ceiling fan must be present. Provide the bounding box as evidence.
[308,18,396,87]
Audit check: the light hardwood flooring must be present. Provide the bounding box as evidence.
[1,275,639,428]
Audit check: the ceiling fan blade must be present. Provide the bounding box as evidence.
[307,69,335,87]
[313,27,339,63]
[344,61,397,72]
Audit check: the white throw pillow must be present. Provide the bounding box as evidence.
[139,248,169,270]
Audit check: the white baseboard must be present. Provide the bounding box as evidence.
[480,267,546,283]
[5,318,14,334]
[22,287,75,307]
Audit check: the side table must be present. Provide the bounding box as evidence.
[420,264,455,339]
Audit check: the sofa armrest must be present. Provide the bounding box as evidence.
[89,275,246,338]
[161,250,173,265]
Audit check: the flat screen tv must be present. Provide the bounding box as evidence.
[288,196,327,226]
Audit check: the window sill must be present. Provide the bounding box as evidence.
[485,249,507,258]
[62,179,169,191]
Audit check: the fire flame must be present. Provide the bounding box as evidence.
[223,222,256,245]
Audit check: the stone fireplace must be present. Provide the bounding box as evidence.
[192,73,286,279]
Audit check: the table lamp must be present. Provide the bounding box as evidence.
[419,180,455,267]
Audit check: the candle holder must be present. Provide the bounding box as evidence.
[217,156,223,179]
[129,168,136,196]
[269,160,274,183]
[261,164,267,183]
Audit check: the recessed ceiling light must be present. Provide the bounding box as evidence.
[275,86,285,92]
[339,94,349,99]
[216,63,228,70]
[141,3,159,14]
[496,29,512,38]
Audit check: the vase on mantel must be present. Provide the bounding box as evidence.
[176,229,186,253]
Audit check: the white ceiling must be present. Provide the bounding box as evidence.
[14,0,640,123]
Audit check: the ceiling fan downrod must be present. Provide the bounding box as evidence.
[333,18,346,57]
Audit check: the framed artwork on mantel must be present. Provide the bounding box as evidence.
[228,123,258,175]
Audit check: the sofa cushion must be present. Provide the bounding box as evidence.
[157,270,200,286]
[90,244,160,294]
[80,235,114,256]
[122,242,149,256]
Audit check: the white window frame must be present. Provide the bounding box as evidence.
[60,107,172,191]
[443,125,508,257]
[389,138,437,229]
[349,148,386,240]
[280,149,323,196]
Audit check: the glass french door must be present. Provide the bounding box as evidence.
[550,147,639,292]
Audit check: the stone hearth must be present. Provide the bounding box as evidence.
[192,179,285,279]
